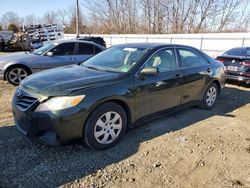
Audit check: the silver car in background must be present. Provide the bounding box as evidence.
[0,40,105,85]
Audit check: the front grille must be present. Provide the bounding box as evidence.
[14,88,39,111]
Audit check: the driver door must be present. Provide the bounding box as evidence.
[134,48,183,120]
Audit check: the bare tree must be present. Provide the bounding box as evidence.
[1,11,20,29]
[42,11,58,24]
[57,9,70,26]
[139,0,165,33]
[0,0,249,34]
[216,0,242,32]
[64,6,88,34]
[235,1,249,31]
[24,14,38,25]
[82,0,138,34]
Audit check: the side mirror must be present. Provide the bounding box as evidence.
[139,67,158,76]
[46,52,53,57]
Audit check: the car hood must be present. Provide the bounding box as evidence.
[0,52,38,64]
[21,65,121,96]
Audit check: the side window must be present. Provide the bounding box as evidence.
[145,49,177,72]
[77,43,94,55]
[199,53,209,65]
[179,49,200,68]
[247,48,250,56]
[94,46,102,54]
[50,43,75,56]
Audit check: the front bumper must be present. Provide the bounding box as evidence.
[12,102,88,145]
[0,69,4,80]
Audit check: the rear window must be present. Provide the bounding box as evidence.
[247,48,250,56]
[77,43,94,55]
[95,46,102,54]
[224,48,245,56]
[178,49,200,67]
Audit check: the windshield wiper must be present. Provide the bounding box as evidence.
[84,65,117,73]
[85,65,100,71]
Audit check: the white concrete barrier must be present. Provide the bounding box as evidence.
[64,33,250,57]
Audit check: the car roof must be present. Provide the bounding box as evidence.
[228,47,250,50]
[51,39,106,49]
[114,43,198,49]
[53,39,95,44]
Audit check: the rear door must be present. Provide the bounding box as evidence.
[176,47,212,104]
[40,42,77,70]
[134,48,183,120]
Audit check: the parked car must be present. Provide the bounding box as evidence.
[76,37,106,47]
[12,43,226,149]
[0,40,105,85]
[0,35,5,51]
[216,47,250,85]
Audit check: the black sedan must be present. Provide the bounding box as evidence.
[0,35,5,51]
[12,43,226,149]
[216,47,250,85]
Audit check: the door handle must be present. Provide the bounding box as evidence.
[207,68,212,73]
[175,74,182,80]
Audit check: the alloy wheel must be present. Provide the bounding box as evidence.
[8,68,28,85]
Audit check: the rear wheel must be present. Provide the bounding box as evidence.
[6,66,29,86]
[244,80,250,88]
[200,82,218,110]
[84,102,127,150]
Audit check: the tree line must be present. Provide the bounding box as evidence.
[0,0,249,34]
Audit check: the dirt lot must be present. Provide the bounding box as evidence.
[0,61,250,187]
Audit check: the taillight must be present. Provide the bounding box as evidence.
[241,60,250,66]
[217,58,225,63]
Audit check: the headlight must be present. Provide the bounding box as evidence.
[35,95,85,111]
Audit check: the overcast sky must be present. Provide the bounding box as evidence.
[0,0,75,17]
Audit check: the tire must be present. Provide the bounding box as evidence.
[244,81,250,88]
[6,66,29,86]
[199,82,218,110]
[84,102,127,150]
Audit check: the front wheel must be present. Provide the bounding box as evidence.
[84,102,127,150]
[199,82,218,110]
[6,67,29,86]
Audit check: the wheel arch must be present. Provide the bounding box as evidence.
[211,79,221,95]
[4,64,32,80]
[82,98,133,137]
[107,99,132,128]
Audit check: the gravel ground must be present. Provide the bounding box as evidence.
[0,54,250,187]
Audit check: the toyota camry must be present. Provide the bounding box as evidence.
[12,43,226,149]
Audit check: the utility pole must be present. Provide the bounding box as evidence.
[76,0,80,38]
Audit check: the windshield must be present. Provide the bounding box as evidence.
[32,43,55,55]
[82,46,150,73]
